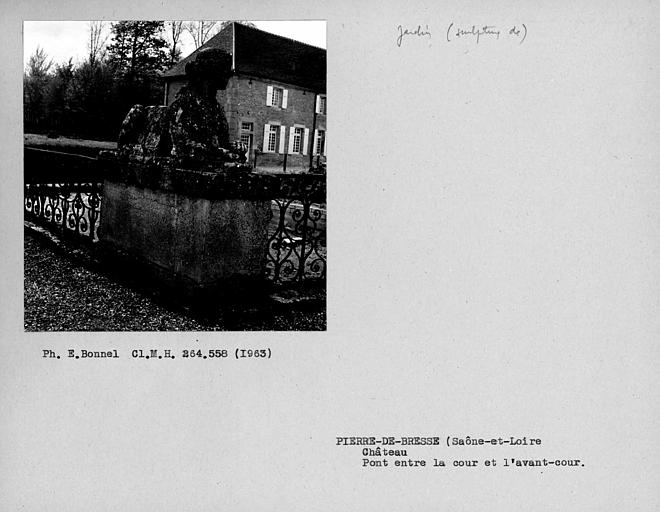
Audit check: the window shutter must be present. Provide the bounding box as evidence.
[266,86,273,106]
[315,95,321,114]
[282,89,288,109]
[312,129,319,155]
[323,132,327,156]
[302,128,310,156]
[288,126,295,154]
[278,125,286,154]
[262,124,271,152]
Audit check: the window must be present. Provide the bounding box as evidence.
[272,87,282,106]
[267,125,278,152]
[266,85,288,109]
[316,95,327,115]
[240,122,254,153]
[292,127,303,153]
[240,133,251,148]
[314,129,325,155]
[288,126,309,155]
[264,123,286,153]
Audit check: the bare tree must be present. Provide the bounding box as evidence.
[184,21,219,49]
[88,21,109,66]
[219,20,256,31]
[166,21,184,65]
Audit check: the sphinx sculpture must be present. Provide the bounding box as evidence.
[117,48,249,171]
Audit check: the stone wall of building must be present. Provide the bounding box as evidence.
[167,75,326,172]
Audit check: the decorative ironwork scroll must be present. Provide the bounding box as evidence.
[24,183,103,242]
[265,199,326,285]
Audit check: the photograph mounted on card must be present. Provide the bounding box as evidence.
[23,20,327,331]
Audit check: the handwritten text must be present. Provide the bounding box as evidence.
[396,25,432,47]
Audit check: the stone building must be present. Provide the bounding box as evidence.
[163,23,326,172]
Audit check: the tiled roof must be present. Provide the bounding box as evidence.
[163,23,326,92]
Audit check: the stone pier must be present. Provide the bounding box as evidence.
[98,157,274,302]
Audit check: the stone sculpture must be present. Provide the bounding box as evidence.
[117,48,249,171]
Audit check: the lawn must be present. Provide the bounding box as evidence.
[24,133,117,157]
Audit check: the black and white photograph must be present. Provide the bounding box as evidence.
[3,1,660,511]
[23,20,327,331]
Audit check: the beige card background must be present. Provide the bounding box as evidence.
[2,0,660,510]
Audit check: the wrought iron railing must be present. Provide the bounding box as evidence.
[263,173,326,286]
[24,183,103,242]
[266,199,326,284]
[24,147,326,287]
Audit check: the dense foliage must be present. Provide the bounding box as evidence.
[24,22,177,141]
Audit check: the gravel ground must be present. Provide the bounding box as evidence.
[24,233,325,331]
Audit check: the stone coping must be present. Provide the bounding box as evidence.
[98,151,326,202]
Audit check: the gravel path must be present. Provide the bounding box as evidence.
[24,233,325,331]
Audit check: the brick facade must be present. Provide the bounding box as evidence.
[163,24,326,173]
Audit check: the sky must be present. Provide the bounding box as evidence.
[23,21,326,68]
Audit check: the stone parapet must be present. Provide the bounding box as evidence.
[98,150,326,202]
[97,152,325,304]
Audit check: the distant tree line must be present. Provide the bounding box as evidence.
[23,20,251,141]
